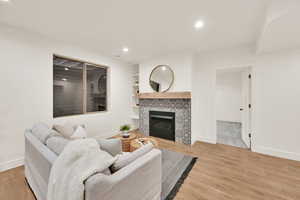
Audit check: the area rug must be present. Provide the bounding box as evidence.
[161,149,197,200]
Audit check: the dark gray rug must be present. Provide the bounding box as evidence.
[161,149,197,200]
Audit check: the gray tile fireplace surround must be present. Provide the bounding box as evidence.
[139,99,191,144]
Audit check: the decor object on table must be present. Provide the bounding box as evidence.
[130,137,158,152]
[119,124,131,138]
[149,65,174,92]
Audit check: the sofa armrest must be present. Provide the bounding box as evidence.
[85,149,162,200]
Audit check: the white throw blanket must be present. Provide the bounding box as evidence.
[47,138,116,200]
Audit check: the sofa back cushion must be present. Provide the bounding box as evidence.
[31,122,53,144]
[46,136,70,155]
[110,143,154,172]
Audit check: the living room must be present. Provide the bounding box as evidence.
[1,0,300,200]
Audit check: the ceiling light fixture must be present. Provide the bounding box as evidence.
[0,0,10,2]
[65,67,69,71]
[122,47,129,52]
[194,20,204,30]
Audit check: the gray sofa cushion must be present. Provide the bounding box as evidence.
[111,143,154,172]
[31,123,52,144]
[97,139,122,157]
[46,136,70,155]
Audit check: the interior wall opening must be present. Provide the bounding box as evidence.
[215,67,252,149]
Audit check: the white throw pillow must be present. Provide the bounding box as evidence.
[53,123,75,139]
[71,126,87,139]
[111,143,154,172]
[97,138,122,156]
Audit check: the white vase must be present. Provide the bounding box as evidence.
[122,131,130,138]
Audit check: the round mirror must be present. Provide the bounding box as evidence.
[149,65,174,92]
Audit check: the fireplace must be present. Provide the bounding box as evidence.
[149,111,175,141]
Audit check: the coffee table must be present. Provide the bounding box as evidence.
[113,133,137,152]
[130,137,158,152]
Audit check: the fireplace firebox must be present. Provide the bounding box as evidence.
[149,111,175,141]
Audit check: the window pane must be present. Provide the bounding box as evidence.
[53,56,84,117]
[86,65,107,112]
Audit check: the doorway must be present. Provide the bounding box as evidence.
[215,67,252,149]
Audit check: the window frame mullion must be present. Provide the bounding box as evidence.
[83,63,87,114]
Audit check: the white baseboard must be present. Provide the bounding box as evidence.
[0,157,24,172]
[197,137,217,144]
[253,146,300,161]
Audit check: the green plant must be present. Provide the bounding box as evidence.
[120,124,131,132]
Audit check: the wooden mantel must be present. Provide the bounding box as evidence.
[138,92,191,99]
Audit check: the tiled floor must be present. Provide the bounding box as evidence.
[217,120,248,148]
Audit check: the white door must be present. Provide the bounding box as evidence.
[241,68,252,148]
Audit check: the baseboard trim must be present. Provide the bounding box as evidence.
[0,157,24,172]
[253,146,300,161]
[197,137,217,144]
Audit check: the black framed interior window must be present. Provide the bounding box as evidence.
[53,55,107,117]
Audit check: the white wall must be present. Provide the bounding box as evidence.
[216,71,242,122]
[139,53,192,93]
[191,47,255,144]
[0,24,132,171]
[192,46,300,161]
[253,50,300,160]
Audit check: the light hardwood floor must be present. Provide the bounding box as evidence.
[1,133,300,200]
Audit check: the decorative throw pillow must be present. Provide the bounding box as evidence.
[46,136,70,155]
[110,143,154,172]
[73,124,86,131]
[97,138,122,157]
[53,123,74,139]
[31,122,52,144]
[70,126,87,139]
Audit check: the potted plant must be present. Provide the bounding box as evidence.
[120,124,131,138]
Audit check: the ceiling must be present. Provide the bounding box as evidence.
[256,0,300,53]
[1,0,299,63]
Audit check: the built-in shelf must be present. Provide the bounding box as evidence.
[139,92,191,99]
[131,66,140,128]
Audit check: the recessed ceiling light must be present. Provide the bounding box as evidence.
[0,0,10,2]
[194,20,204,29]
[122,47,129,52]
[62,78,67,81]
[65,67,69,71]
[162,66,166,71]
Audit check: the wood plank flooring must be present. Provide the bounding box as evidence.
[1,134,300,200]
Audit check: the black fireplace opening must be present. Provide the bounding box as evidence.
[149,111,175,141]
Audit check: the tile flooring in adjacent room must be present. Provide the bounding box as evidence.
[217,120,248,149]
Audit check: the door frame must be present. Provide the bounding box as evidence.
[214,66,253,150]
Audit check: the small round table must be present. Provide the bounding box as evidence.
[130,137,158,152]
[114,133,137,152]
